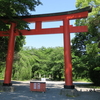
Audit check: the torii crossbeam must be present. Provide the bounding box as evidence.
[0,6,92,89]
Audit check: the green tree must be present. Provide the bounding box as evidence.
[48,47,64,80]
[13,47,36,80]
[72,52,89,80]
[0,0,42,78]
[73,0,100,54]
[30,47,52,78]
[12,47,64,81]
[0,0,42,57]
[72,0,100,85]
[0,0,41,30]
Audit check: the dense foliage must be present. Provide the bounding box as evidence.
[72,0,100,85]
[0,0,41,73]
[0,46,96,83]
[12,47,64,81]
[0,0,41,31]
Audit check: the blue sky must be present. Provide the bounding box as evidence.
[24,0,76,48]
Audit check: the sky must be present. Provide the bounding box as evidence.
[24,0,76,48]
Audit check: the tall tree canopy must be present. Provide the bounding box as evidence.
[0,0,42,67]
[12,47,64,81]
[72,0,100,54]
[0,0,41,30]
[72,0,100,85]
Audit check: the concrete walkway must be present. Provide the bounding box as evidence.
[0,80,100,100]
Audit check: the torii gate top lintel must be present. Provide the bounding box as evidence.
[20,6,92,20]
[0,6,92,36]
[21,6,92,22]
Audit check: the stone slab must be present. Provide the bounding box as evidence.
[0,86,15,92]
[60,88,79,97]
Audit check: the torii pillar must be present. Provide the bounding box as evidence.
[3,23,16,86]
[63,18,74,89]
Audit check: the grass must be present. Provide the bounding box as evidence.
[73,78,91,82]
[75,84,100,89]
[0,82,3,92]
[73,78,100,89]
[66,94,76,97]
[0,82,2,86]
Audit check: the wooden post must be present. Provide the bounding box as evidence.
[63,18,74,89]
[3,23,16,86]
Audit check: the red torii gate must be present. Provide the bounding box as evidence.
[0,6,92,89]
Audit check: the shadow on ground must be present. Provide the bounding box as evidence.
[0,80,100,100]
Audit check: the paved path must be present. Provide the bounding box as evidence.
[0,81,100,100]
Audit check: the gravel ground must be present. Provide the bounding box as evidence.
[0,81,100,100]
